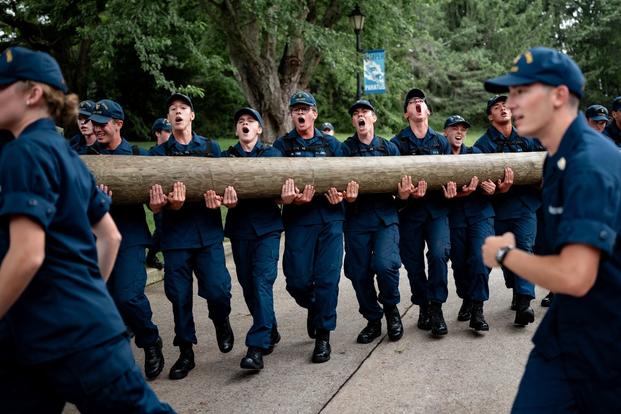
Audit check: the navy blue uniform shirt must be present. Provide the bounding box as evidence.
[390,126,451,219]
[0,118,126,365]
[222,142,284,239]
[447,145,495,228]
[93,138,152,247]
[603,120,621,147]
[533,114,621,381]
[69,132,99,154]
[149,133,224,249]
[473,126,543,219]
[342,135,400,231]
[273,128,346,226]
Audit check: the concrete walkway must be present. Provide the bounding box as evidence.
[66,242,547,413]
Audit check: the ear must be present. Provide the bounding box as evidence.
[552,85,570,109]
[256,126,263,135]
[190,111,195,122]
[26,83,45,106]
[487,113,493,122]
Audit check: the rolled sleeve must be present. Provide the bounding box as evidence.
[557,219,616,256]
[87,178,111,225]
[0,191,56,229]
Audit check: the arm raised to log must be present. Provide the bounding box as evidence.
[81,152,545,205]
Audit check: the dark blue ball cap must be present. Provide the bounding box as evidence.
[403,88,431,113]
[89,99,124,124]
[234,107,264,128]
[78,100,96,117]
[167,93,194,111]
[485,47,585,98]
[289,91,316,108]
[585,104,609,121]
[320,122,335,131]
[0,46,68,93]
[151,118,172,133]
[486,95,507,115]
[612,96,621,112]
[444,115,471,129]
[348,99,376,115]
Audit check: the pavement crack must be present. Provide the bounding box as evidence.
[317,303,415,413]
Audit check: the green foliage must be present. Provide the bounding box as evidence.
[1,0,618,141]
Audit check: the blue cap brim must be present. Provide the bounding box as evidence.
[0,75,17,86]
[89,114,112,124]
[446,121,471,129]
[484,73,536,93]
[78,110,92,117]
[589,115,608,122]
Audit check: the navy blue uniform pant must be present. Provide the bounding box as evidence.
[107,244,159,348]
[495,212,537,298]
[344,224,401,321]
[151,212,163,252]
[449,218,494,302]
[399,214,450,305]
[512,348,621,413]
[163,243,232,346]
[0,335,174,414]
[231,232,281,350]
[282,221,343,332]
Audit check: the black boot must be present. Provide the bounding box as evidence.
[429,302,448,337]
[510,290,517,311]
[169,344,195,380]
[540,292,554,307]
[240,347,264,370]
[312,330,331,363]
[356,319,381,344]
[146,250,164,270]
[144,336,165,380]
[514,294,535,326]
[469,301,489,332]
[417,302,431,331]
[264,325,281,356]
[457,299,473,321]
[215,317,234,353]
[307,308,317,339]
[384,305,404,341]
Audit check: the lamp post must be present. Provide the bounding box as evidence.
[349,4,365,100]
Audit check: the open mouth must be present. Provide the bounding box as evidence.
[297,117,305,124]
[175,116,183,123]
[415,104,421,113]
[242,126,249,134]
[358,119,366,127]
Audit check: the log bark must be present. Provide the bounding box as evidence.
[81,152,545,205]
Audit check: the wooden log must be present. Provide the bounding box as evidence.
[81,152,545,205]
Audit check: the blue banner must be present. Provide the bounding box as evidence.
[363,49,386,94]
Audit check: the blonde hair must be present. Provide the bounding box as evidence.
[20,80,79,128]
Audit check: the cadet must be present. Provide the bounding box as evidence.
[151,117,172,146]
[68,99,98,154]
[603,96,621,147]
[146,118,172,270]
[273,91,346,363]
[585,104,608,133]
[482,46,621,413]
[474,95,543,326]
[390,88,452,338]
[443,115,495,331]
[207,107,283,370]
[0,46,173,412]
[89,99,165,380]
[320,122,335,136]
[342,99,403,344]
[149,93,233,380]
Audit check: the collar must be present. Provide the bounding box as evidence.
[546,114,585,171]
[17,117,57,140]
[487,125,519,141]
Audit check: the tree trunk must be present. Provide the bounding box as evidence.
[82,152,545,205]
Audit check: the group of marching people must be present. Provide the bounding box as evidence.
[1,45,620,413]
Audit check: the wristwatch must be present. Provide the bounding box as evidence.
[495,245,515,266]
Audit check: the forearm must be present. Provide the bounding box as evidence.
[96,236,120,281]
[502,246,599,296]
[0,248,43,318]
